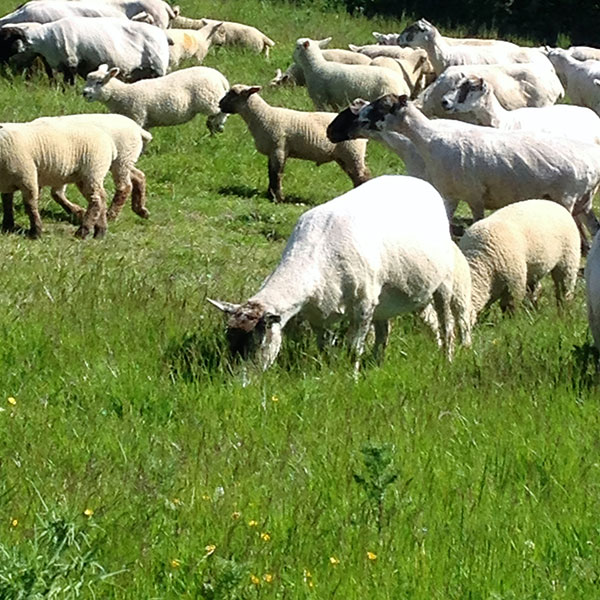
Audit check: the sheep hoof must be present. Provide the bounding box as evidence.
[74,225,90,239]
[93,226,107,239]
[135,208,150,219]
[27,229,41,240]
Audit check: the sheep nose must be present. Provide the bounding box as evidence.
[441,98,451,110]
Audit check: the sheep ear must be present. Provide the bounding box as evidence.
[348,43,360,52]
[244,86,261,96]
[392,94,409,113]
[349,97,368,114]
[106,67,120,80]
[317,37,332,48]
[303,40,310,49]
[263,312,281,326]
[172,5,181,17]
[207,298,240,315]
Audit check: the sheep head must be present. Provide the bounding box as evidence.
[355,94,409,132]
[219,84,261,113]
[440,75,487,113]
[397,18,435,47]
[327,98,370,142]
[208,299,283,369]
[82,64,120,101]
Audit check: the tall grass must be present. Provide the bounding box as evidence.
[0,1,598,598]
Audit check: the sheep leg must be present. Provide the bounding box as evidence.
[130,167,149,218]
[452,296,472,348]
[50,186,85,222]
[419,303,442,347]
[21,188,43,239]
[206,112,228,134]
[1,193,15,232]
[573,214,591,255]
[267,151,285,203]
[432,281,455,361]
[551,263,577,308]
[75,182,106,240]
[346,301,376,372]
[107,169,132,221]
[335,157,371,187]
[372,319,390,364]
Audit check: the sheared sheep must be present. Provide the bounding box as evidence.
[83,63,229,133]
[167,21,223,69]
[219,84,370,202]
[460,200,580,319]
[208,175,459,370]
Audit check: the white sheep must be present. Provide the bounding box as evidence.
[345,95,600,243]
[170,15,274,56]
[398,18,551,75]
[544,47,600,115]
[569,46,600,62]
[219,85,370,203]
[31,113,151,221]
[293,37,410,110]
[103,0,179,29]
[585,231,600,360]
[460,200,581,319]
[0,16,170,82]
[167,22,223,69]
[208,175,459,370]
[372,30,517,48]
[441,75,600,144]
[416,63,564,120]
[83,64,230,133]
[0,120,117,239]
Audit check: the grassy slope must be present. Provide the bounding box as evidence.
[0,1,599,598]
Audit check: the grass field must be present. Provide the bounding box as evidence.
[0,1,599,598]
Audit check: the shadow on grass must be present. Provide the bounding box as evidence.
[218,184,262,198]
[569,341,599,390]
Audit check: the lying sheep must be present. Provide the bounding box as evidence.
[168,21,223,69]
[569,46,600,62]
[338,95,600,245]
[416,63,564,121]
[441,75,600,144]
[0,16,170,82]
[585,231,600,360]
[171,15,274,56]
[293,37,410,110]
[0,120,116,239]
[32,113,151,221]
[460,200,580,319]
[83,64,230,133]
[208,175,459,370]
[219,85,370,203]
[398,18,551,76]
[544,47,600,115]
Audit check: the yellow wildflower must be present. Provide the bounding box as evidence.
[248,519,258,527]
[170,558,181,568]
[11,519,18,527]
[367,551,377,561]
[83,508,94,517]
[205,544,216,556]
[263,573,274,583]
[7,397,16,406]
[271,395,279,402]
[250,574,260,586]
[260,532,271,541]
[201,494,210,501]
[172,497,181,505]
[231,511,241,520]
[329,556,340,566]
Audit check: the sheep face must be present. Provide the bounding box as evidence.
[397,19,435,47]
[208,299,283,369]
[0,26,31,64]
[219,85,261,113]
[355,94,409,132]
[327,98,371,142]
[82,64,120,102]
[441,76,486,113]
[372,31,401,45]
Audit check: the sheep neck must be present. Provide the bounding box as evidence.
[101,78,130,111]
[236,94,274,136]
[420,30,449,75]
[475,89,506,127]
[384,103,438,151]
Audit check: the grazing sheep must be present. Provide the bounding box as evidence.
[569,46,600,62]
[398,18,551,75]
[544,47,600,115]
[341,94,600,244]
[585,231,600,360]
[208,175,459,370]
[293,37,410,110]
[83,64,230,133]
[441,75,600,144]
[0,121,117,239]
[0,17,170,82]
[460,200,581,319]
[271,46,372,87]
[171,15,274,56]
[416,63,564,121]
[168,21,223,69]
[32,113,151,221]
[219,85,370,203]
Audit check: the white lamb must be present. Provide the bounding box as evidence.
[416,63,563,121]
[208,175,459,370]
[0,120,117,239]
[170,15,274,56]
[585,231,600,360]
[293,37,410,110]
[31,113,151,221]
[167,21,223,69]
[219,85,370,203]
[544,47,600,115]
[83,64,230,133]
[460,200,581,319]
[398,18,551,76]
[441,75,600,144]
[346,95,600,242]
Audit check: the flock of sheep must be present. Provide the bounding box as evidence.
[2,2,600,373]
